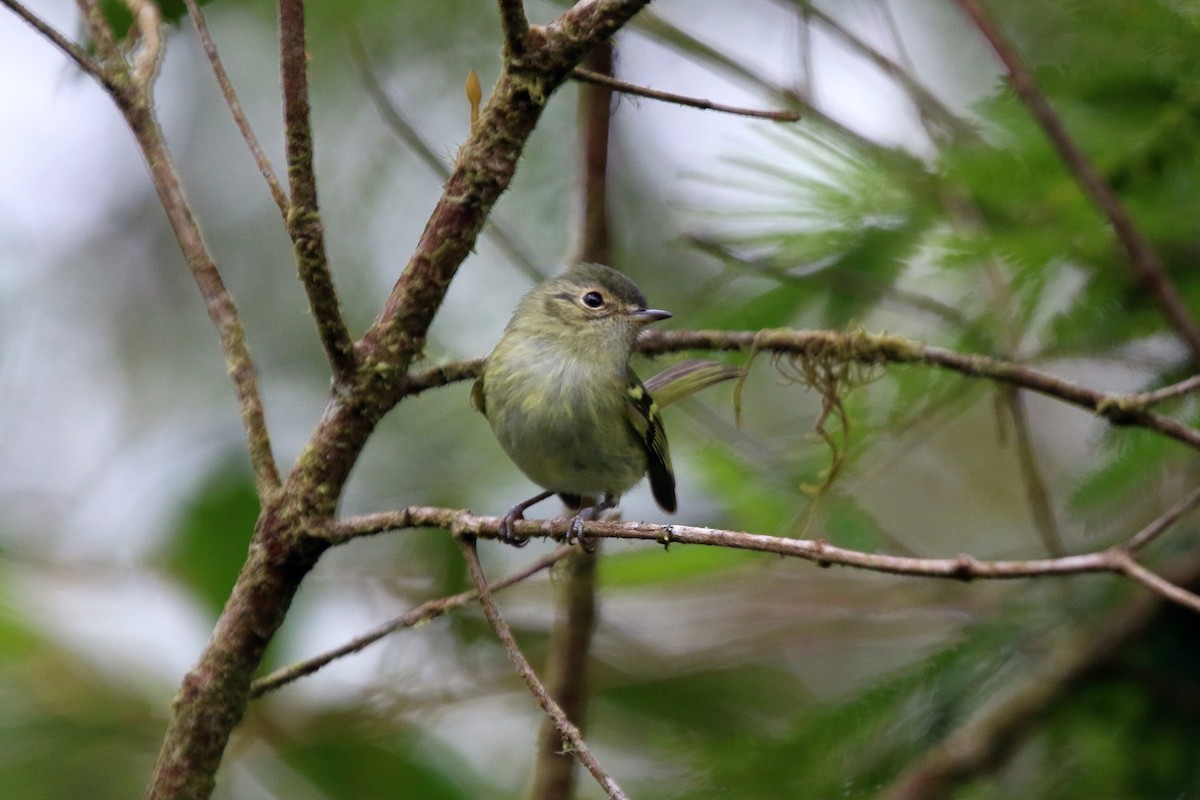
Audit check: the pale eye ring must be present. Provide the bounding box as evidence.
[582,291,605,308]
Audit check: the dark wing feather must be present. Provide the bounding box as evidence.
[624,374,676,513]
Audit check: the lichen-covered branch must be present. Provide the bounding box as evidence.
[399,328,1200,452]
[278,0,357,381]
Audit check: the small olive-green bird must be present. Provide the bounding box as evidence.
[471,262,739,546]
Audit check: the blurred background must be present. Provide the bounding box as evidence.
[4,0,1200,797]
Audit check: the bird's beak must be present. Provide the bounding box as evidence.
[630,308,672,326]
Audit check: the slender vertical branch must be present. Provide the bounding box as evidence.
[954,0,1200,363]
[458,536,630,800]
[529,547,599,800]
[527,40,615,800]
[1002,387,1065,557]
[185,0,289,216]
[75,0,121,65]
[497,0,530,59]
[575,43,614,267]
[278,0,357,382]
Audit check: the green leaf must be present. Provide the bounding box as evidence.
[167,464,260,616]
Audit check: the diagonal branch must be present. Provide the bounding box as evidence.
[359,0,653,387]
[60,0,281,498]
[1001,387,1065,556]
[458,536,630,800]
[185,0,289,216]
[249,544,573,698]
[954,0,1200,363]
[571,67,802,121]
[0,0,107,84]
[632,9,881,155]
[278,0,357,382]
[1122,483,1200,552]
[1126,374,1200,408]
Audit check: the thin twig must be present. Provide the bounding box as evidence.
[0,0,107,85]
[185,0,289,216]
[123,0,163,90]
[278,0,357,382]
[1122,483,1200,552]
[74,0,121,65]
[1002,387,1065,556]
[1127,374,1200,408]
[345,29,545,282]
[1110,550,1200,614]
[786,0,974,141]
[458,536,630,800]
[249,544,574,698]
[955,0,1200,363]
[571,67,801,121]
[331,506,1200,616]
[632,9,879,154]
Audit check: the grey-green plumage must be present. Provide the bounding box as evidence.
[472,262,738,544]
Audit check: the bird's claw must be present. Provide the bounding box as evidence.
[567,511,597,553]
[499,510,530,547]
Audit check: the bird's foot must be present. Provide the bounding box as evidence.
[499,507,530,547]
[566,494,616,553]
[497,490,555,547]
[567,509,596,552]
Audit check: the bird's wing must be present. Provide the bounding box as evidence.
[624,374,676,513]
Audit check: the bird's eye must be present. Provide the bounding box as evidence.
[582,291,605,309]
